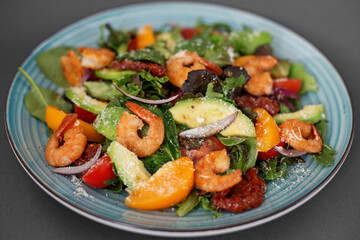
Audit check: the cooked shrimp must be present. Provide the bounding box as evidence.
[45,114,87,167]
[166,50,223,88]
[79,47,115,69]
[241,56,278,96]
[60,50,84,86]
[242,56,278,76]
[116,102,165,157]
[194,149,242,192]
[279,119,322,153]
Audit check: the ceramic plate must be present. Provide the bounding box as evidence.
[6,2,354,237]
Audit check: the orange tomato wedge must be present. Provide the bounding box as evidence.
[253,108,280,152]
[125,157,194,210]
[136,24,155,50]
[45,105,104,142]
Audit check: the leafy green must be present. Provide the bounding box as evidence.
[195,19,232,33]
[104,178,123,192]
[112,72,141,97]
[206,83,224,98]
[176,190,202,217]
[142,108,181,174]
[279,155,306,166]
[230,29,273,55]
[289,62,318,95]
[19,68,73,121]
[222,75,246,96]
[139,70,169,98]
[228,138,257,173]
[310,144,336,166]
[317,119,327,141]
[203,41,234,67]
[36,46,77,87]
[259,158,287,181]
[240,107,258,122]
[99,24,129,54]
[119,48,166,66]
[200,197,223,218]
[148,40,172,60]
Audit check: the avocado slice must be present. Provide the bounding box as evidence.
[65,86,107,114]
[94,106,128,141]
[107,141,151,190]
[169,98,256,137]
[84,81,122,101]
[94,69,136,80]
[273,104,325,124]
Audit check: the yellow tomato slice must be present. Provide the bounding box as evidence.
[125,157,194,210]
[45,105,104,142]
[136,24,155,50]
[253,108,280,152]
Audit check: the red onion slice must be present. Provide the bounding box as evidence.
[81,68,93,85]
[179,112,238,139]
[53,145,102,175]
[274,146,307,157]
[113,82,183,105]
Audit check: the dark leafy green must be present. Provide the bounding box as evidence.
[317,119,327,141]
[279,103,292,113]
[104,178,123,192]
[36,46,77,87]
[119,48,166,66]
[176,190,202,217]
[20,68,73,121]
[228,138,257,173]
[99,24,129,54]
[222,75,246,96]
[310,144,336,166]
[216,135,247,146]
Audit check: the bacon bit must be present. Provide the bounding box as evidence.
[110,60,167,77]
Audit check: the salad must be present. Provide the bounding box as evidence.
[19,20,336,217]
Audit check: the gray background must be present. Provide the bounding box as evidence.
[1,0,359,239]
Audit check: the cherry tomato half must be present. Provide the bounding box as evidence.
[181,28,196,39]
[74,105,97,123]
[81,153,117,188]
[273,78,302,94]
[257,141,286,160]
[180,136,226,164]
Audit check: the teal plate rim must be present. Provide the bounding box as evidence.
[5,1,354,237]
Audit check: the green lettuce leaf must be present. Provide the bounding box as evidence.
[230,29,273,55]
[310,144,336,166]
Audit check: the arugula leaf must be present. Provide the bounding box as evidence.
[289,62,318,95]
[259,158,287,181]
[279,103,292,113]
[36,46,77,87]
[20,68,73,121]
[229,29,273,55]
[310,144,336,166]
[119,48,166,66]
[148,40,172,60]
[227,138,257,173]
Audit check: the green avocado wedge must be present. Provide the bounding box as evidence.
[169,98,256,137]
[107,141,151,190]
[273,105,325,124]
[65,86,107,114]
